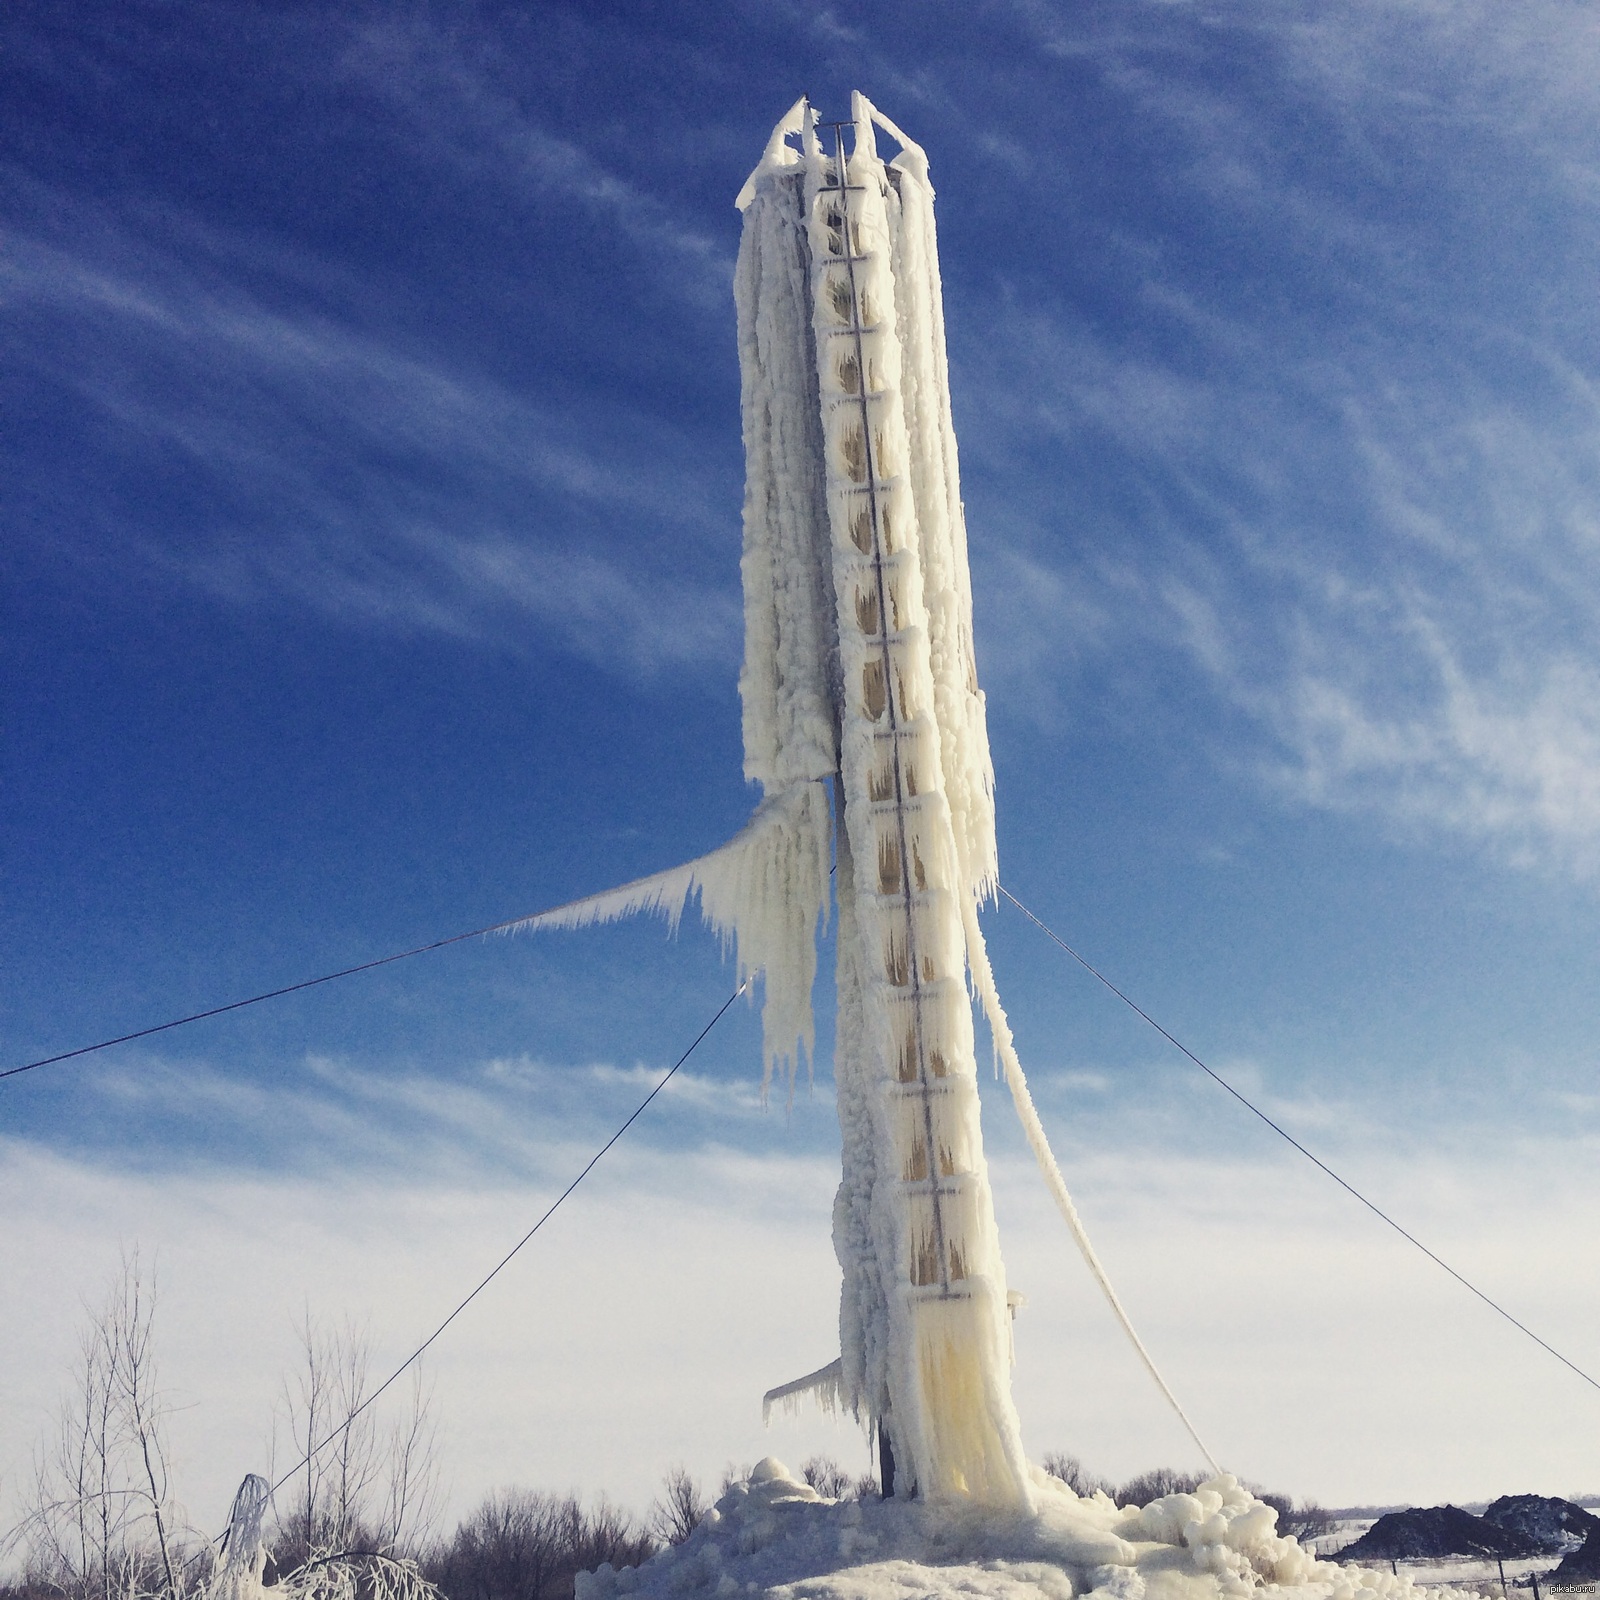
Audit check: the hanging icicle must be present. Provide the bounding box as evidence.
[512,781,831,1094]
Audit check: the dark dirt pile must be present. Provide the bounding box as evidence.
[1339,1506,1537,1561]
[1482,1496,1600,1558]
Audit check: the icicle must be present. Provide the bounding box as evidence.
[512,782,831,1092]
[761,1356,844,1423]
[909,1282,1031,1500]
[734,106,839,794]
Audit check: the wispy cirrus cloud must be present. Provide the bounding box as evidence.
[2,190,740,675]
[958,0,1600,879]
[968,307,1600,876]
[66,1040,817,1183]
[337,13,735,306]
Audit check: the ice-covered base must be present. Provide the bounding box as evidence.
[577,1460,1485,1600]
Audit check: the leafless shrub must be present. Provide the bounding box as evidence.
[798,1459,853,1501]
[423,1491,652,1600]
[1113,1468,1207,1508]
[277,1551,439,1600]
[646,1469,704,1548]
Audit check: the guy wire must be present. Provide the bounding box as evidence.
[265,978,748,1500]
[998,883,1600,1397]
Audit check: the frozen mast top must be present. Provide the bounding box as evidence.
[733,94,999,911]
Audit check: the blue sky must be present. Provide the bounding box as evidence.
[5,0,1600,1528]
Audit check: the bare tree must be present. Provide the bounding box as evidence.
[115,1270,178,1600]
[798,1459,853,1501]
[5,1263,448,1600]
[11,1254,192,1600]
[645,1470,704,1548]
[380,1369,442,1554]
[1113,1468,1207,1508]
[425,1491,652,1600]
[270,1318,439,1571]
[275,1317,376,1567]
[1261,1496,1335,1544]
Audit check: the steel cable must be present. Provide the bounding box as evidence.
[998,884,1600,1397]
[264,979,748,1500]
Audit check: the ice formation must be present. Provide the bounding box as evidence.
[577,1458,1485,1600]
[514,782,831,1090]
[528,93,1207,1507]
[210,1474,270,1600]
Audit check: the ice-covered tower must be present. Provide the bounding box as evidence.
[735,94,1030,1508]
[528,91,1214,1512]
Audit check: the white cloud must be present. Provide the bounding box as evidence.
[3,1103,1596,1539]
[0,1136,851,1541]
[995,1126,1600,1505]
[1276,0,1600,177]
[1010,0,1600,190]
[8,1018,1599,1528]
[74,1042,798,1186]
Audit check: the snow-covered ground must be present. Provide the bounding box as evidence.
[578,1458,1489,1600]
[1381,1561,1559,1590]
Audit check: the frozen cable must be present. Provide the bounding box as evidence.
[960,897,1222,1475]
[265,978,749,1501]
[2,880,749,1084]
[998,883,1600,1399]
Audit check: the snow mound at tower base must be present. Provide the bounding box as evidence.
[577,1459,1484,1600]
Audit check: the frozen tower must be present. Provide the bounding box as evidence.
[528,92,1213,1511]
[734,94,1030,1506]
